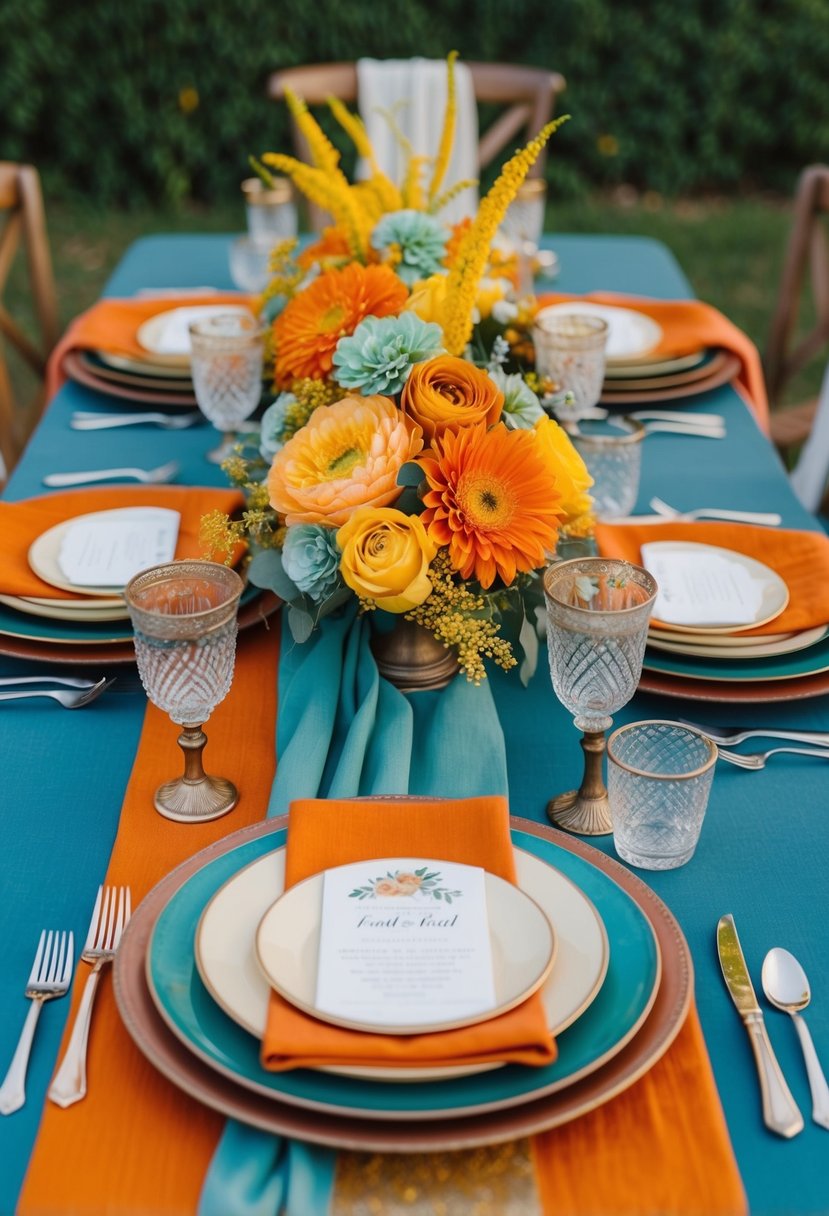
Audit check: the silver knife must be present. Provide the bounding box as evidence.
[717,914,804,1138]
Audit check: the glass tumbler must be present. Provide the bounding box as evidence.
[189,312,264,463]
[532,313,608,416]
[607,720,718,869]
[124,560,244,823]
[241,175,298,244]
[502,177,547,294]
[568,416,646,519]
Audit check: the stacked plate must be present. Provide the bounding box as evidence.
[113,814,693,1151]
[639,540,829,704]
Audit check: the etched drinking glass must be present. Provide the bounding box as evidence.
[189,312,264,464]
[124,560,244,823]
[532,314,608,417]
[567,416,646,519]
[607,721,717,869]
[544,557,658,835]
[502,177,547,294]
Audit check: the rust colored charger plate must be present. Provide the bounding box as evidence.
[599,352,740,405]
[638,665,829,703]
[113,816,692,1153]
[62,350,199,407]
[0,591,281,666]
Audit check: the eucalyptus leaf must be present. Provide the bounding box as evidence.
[518,609,539,687]
[288,603,315,643]
[316,586,352,619]
[248,549,299,600]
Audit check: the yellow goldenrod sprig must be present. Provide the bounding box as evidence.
[440,115,570,356]
[261,153,369,259]
[429,51,459,203]
[429,177,479,216]
[401,154,429,210]
[327,95,377,169]
[284,88,341,175]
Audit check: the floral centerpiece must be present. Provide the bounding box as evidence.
[203,55,594,684]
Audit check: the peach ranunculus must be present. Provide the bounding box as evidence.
[400,355,503,442]
[267,396,423,527]
[393,872,423,895]
[374,879,403,896]
[532,417,594,524]
[337,507,437,613]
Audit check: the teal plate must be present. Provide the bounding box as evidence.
[643,631,829,683]
[146,826,659,1120]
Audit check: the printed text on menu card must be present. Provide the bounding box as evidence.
[315,859,496,1027]
[58,508,180,586]
[642,542,767,626]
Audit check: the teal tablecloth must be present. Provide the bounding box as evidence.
[1,234,828,1214]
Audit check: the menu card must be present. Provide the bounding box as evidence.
[642,541,768,626]
[315,858,496,1028]
[58,508,180,587]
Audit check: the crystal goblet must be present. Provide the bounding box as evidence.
[124,560,244,823]
[189,312,264,464]
[544,557,658,835]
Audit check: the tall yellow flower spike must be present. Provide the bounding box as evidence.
[429,50,459,205]
[401,154,430,210]
[261,153,369,259]
[440,115,570,355]
[283,89,341,175]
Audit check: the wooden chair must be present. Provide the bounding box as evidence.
[267,61,566,230]
[765,165,829,464]
[0,162,59,478]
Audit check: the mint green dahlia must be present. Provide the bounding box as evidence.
[371,210,449,286]
[333,313,444,396]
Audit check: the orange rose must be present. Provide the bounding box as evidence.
[400,355,503,442]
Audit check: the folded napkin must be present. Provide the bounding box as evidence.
[261,795,557,1071]
[536,291,769,431]
[595,518,829,635]
[0,485,244,598]
[45,293,252,399]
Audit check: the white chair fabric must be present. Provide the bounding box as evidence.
[789,362,829,512]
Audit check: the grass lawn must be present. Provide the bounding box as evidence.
[4,191,822,444]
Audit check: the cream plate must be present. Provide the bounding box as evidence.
[255,860,556,1036]
[29,506,178,596]
[648,626,793,648]
[95,349,195,380]
[603,350,706,378]
[644,541,790,634]
[0,593,129,622]
[137,304,252,360]
[534,302,663,360]
[196,845,609,1083]
[647,624,828,660]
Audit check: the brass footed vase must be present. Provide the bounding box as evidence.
[370,617,459,692]
[543,557,658,835]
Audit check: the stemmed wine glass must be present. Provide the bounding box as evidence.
[189,312,264,463]
[124,560,244,823]
[543,557,658,835]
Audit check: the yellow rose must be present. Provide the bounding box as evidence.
[337,507,437,613]
[475,276,511,320]
[401,355,503,441]
[404,274,449,331]
[532,417,594,523]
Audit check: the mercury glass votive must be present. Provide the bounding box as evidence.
[241,176,298,244]
[124,560,244,823]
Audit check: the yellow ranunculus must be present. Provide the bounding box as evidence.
[337,507,437,613]
[532,416,594,523]
[401,355,503,441]
[404,274,449,330]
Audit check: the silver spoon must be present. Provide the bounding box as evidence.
[762,947,829,1129]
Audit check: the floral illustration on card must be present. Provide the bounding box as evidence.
[349,866,463,902]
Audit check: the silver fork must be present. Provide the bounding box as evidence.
[70,412,202,431]
[0,676,99,690]
[649,495,782,526]
[42,460,179,487]
[677,719,829,747]
[0,677,115,709]
[48,886,131,1107]
[0,930,74,1114]
[718,746,829,770]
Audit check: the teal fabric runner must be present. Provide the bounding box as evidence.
[200,608,509,1214]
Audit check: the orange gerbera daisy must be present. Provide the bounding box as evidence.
[420,423,563,588]
[274,263,408,386]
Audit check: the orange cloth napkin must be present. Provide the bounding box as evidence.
[261,796,558,1071]
[45,293,252,399]
[536,291,769,432]
[0,485,244,598]
[595,518,829,635]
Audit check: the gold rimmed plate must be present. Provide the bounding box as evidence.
[136,304,252,363]
[646,624,828,661]
[535,302,663,360]
[0,594,130,623]
[645,541,790,634]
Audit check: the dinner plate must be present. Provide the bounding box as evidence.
[647,626,794,648]
[599,353,740,405]
[196,845,607,1080]
[79,351,195,393]
[603,350,707,379]
[62,351,199,406]
[142,824,659,1121]
[637,665,829,703]
[254,859,557,1036]
[114,816,692,1151]
[29,506,182,597]
[95,350,195,380]
[642,631,829,682]
[644,541,789,633]
[600,350,729,393]
[646,624,828,661]
[137,304,252,361]
[535,303,663,360]
[0,593,130,623]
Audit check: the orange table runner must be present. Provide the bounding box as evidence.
[537,291,769,432]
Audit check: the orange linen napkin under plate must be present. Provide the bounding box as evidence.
[45,293,253,399]
[0,485,244,598]
[595,518,829,635]
[261,796,558,1071]
[536,291,769,431]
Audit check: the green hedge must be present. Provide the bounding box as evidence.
[2,0,828,204]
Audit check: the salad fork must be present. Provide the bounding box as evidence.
[48,885,132,1107]
[42,460,179,487]
[649,496,782,526]
[0,930,74,1114]
[677,719,829,747]
[717,745,829,770]
[0,677,115,709]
